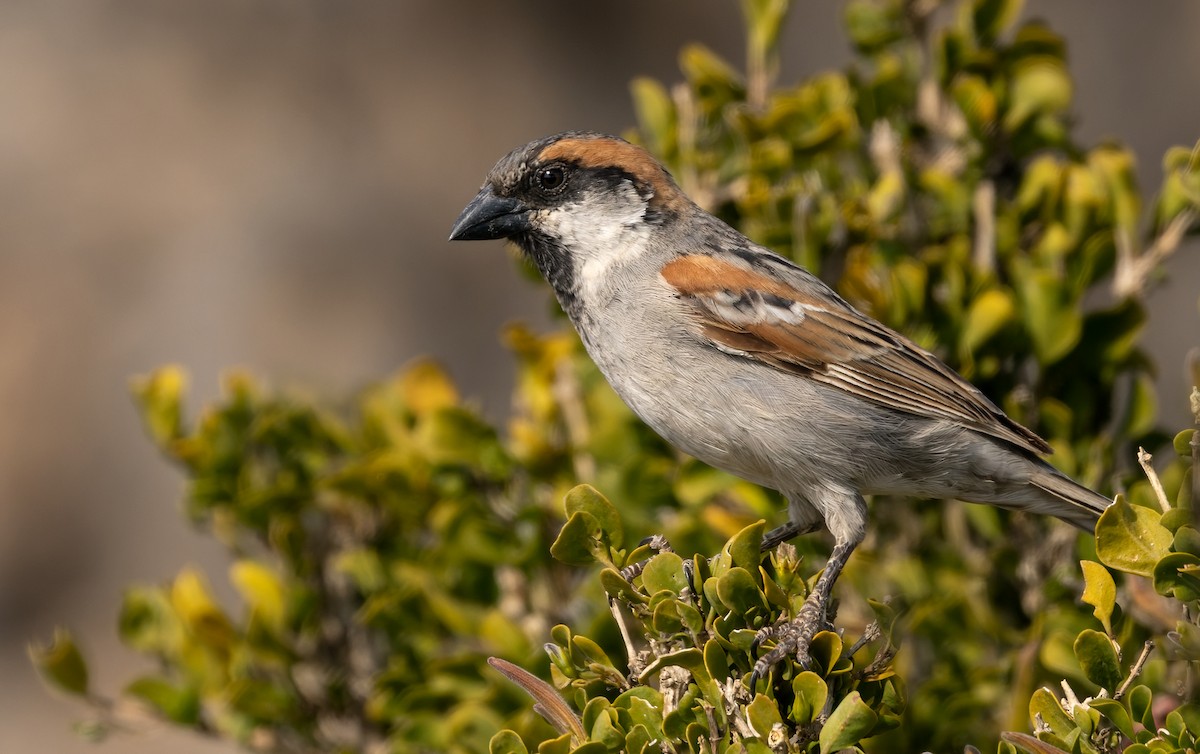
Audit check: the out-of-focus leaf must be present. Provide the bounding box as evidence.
[29,628,89,697]
[170,568,235,648]
[959,288,1016,357]
[400,359,459,416]
[131,365,188,447]
[125,677,200,724]
[630,77,676,159]
[1014,265,1082,363]
[490,730,530,754]
[230,559,287,634]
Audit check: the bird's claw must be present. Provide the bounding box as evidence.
[747,600,827,690]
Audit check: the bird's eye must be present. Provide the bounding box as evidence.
[535,165,567,192]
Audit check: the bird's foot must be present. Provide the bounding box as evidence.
[618,534,673,581]
[748,597,830,689]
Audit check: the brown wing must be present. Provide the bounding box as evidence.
[661,253,1051,456]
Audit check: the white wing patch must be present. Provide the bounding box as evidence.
[706,289,809,327]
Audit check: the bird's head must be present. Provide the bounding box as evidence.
[449,132,690,303]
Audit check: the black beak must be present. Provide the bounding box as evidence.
[448,187,530,241]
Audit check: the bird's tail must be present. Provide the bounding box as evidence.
[1029,465,1113,532]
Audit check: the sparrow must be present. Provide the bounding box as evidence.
[449,131,1112,685]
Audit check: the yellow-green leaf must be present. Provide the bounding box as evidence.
[131,365,188,447]
[1096,496,1173,577]
[230,559,287,634]
[819,691,877,754]
[1079,560,1116,636]
[29,628,89,697]
[960,288,1016,357]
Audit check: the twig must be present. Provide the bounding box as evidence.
[973,180,997,272]
[609,598,640,677]
[1136,447,1171,513]
[553,362,595,481]
[1113,208,1197,299]
[1114,640,1154,701]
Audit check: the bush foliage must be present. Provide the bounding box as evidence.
[33,0,1199,752]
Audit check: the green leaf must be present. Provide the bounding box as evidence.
[1004,57,1072,132]
[1087,698,1134,741]
[1029,687,1073,736]
[169,567,234,648]
[29,628,89,697]
[1015,265,1082,364]
[790,671,829,724]
[1000,731,1071,754]
[586,704,625,751]
[1124,374,1158,438]
[959,288,1016,357]
[703,639,730,684]
[630,77,676,158]
[715,567,765,615]
[819,691,877,754]
[537,732,573,754]
[1128,684,1154,730]
[1096,496,1173,577]
[1073,630,1122,692]
[747,693,783,739]
[1079,560,1116,635]
[808,631,845,678]
[1152,552,1200,601]
[600,568,647,604]
[130,365,188,447]
[490,730,530,754]
[725,520,766,572]
[1174,526,1200,557]
[125,677,200,724]
[230,559,287,634]
[1174,429,1196,457]
[972,0,1023,42]
[551,511,604,567]
[641,552,687,596]
[564,485,624,549]
[652,599,684,635]
[742,0,790,58]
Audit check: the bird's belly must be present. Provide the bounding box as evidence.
[582,331,846,491]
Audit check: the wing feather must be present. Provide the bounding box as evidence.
[661,253,1050,455]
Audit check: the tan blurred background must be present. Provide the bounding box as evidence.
[1,2,1196,751]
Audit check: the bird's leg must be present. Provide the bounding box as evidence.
[749,537,858,688]
[761,520,820,551]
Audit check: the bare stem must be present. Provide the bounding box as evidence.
[1114,640,1155,701]
[973,180,997,272]
[1113,208,1197,299]
[554,362,595,481]
[1136,447,1171,513]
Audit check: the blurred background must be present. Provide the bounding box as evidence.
[1,2,1196,751]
